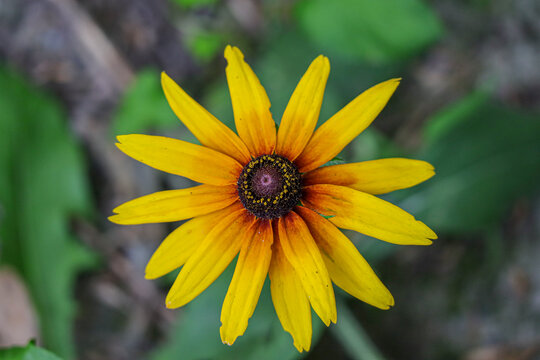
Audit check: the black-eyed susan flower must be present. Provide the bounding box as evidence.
[109,45,437,352]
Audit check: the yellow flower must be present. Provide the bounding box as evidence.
[109,45,437,352]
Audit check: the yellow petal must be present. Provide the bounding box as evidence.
[303,158,435,195]
[296,206,394,310]
[303,184,437,245]
[108,184,237,225]
[220,220,273,345]
[275,55,330,161]
[224,45,276,156]
[145,202,243,279]
[269,225,312,352]
[166,209,256,308]
[161,72,251,165]
[116,134,242,185]
[278,212,336,326]
[295,78,401,172]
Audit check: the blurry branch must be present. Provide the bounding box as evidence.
[46,0,134,92]
[331,298,386,360]
[45,0,135,104]
[38,0,138,215]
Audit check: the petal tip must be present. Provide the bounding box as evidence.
[107,214,122,224]
[416,220,437,243]
[165,297,178,309]
[220,327,237,346]
[389,78,401,88]
[165,287,193,309]
[224,45,242,61]
[144,271,158,280]
[115,135,138,147]
[315,54,329,63]
[311,54,330,73]
[293,341,310,353]
[114,143,132,159]
[321,317,331,327]
[380,292,395,309]
[425,226,438,241]
[110,203,122,214]
[382,77,402,90]
[423,162,436,180]
[161,72,174,90]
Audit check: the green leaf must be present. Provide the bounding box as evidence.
[296,0,443,63]
[186,31,224,63]
[0,341,63,360]
[111,68,179,135]
[170,0,218,8]
[331,299,385,360]
[349,128,402,162]
[151,262,324,360]
[400,93,540,233]
[0,67,95,358]
[202,79,236,132]
[321,156,345,168]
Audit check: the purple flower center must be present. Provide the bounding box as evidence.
[252,167,282,197]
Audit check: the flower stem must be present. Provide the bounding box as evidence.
[331,298,386,360]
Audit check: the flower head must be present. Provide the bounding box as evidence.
[109,45,437,352]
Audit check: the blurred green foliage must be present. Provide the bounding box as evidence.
[111,69,178,136]
[296,0,443,63]
[186,31,224,63]
[0,68,95,358]
[171,0,218,8]
[0,341,62,360]
[401,93,540,233]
